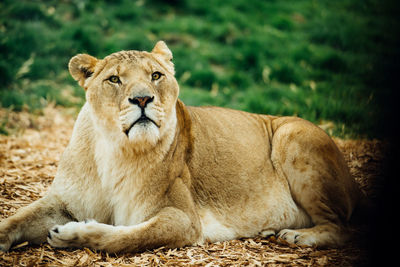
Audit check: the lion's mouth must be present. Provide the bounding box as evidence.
[124,114,160,136]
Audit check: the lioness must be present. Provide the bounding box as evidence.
[0,41,362,253]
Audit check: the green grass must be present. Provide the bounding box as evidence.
[0,0,398,138]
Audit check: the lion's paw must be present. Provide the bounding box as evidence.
[260,229,276,238]
[47,221,85,248]
[277,229,316,247]
[48,220,116,250]
[0,232,12,252]
[0,243,11,253]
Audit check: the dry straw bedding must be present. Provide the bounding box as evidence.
[0,106,387,266]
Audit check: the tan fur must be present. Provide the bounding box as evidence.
[0,41,362,253]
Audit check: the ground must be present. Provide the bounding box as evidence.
[0,106,387,266]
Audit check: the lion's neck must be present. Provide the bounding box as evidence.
[87,105,179,225]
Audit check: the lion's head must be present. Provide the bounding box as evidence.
[68,41,179,149]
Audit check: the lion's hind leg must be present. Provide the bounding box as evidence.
[271,119,361,247]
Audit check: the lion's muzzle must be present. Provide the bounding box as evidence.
[124,114,160,136]
[123,96,160,136]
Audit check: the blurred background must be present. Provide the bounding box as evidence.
[0,0,398,138]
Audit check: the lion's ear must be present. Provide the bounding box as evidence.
[69,54,98,88]
[152,41,173,62]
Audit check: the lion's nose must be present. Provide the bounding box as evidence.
[128,96,154,108]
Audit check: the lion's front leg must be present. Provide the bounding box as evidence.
[0,194,75,251]
[48,178,201,253]
[48,207,200,253]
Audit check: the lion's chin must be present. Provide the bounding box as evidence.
[125,123,161,147]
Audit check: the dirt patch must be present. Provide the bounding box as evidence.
[0,106,388,266]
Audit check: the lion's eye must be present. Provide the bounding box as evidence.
[108,75,121,84]
[151,72,163,81]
